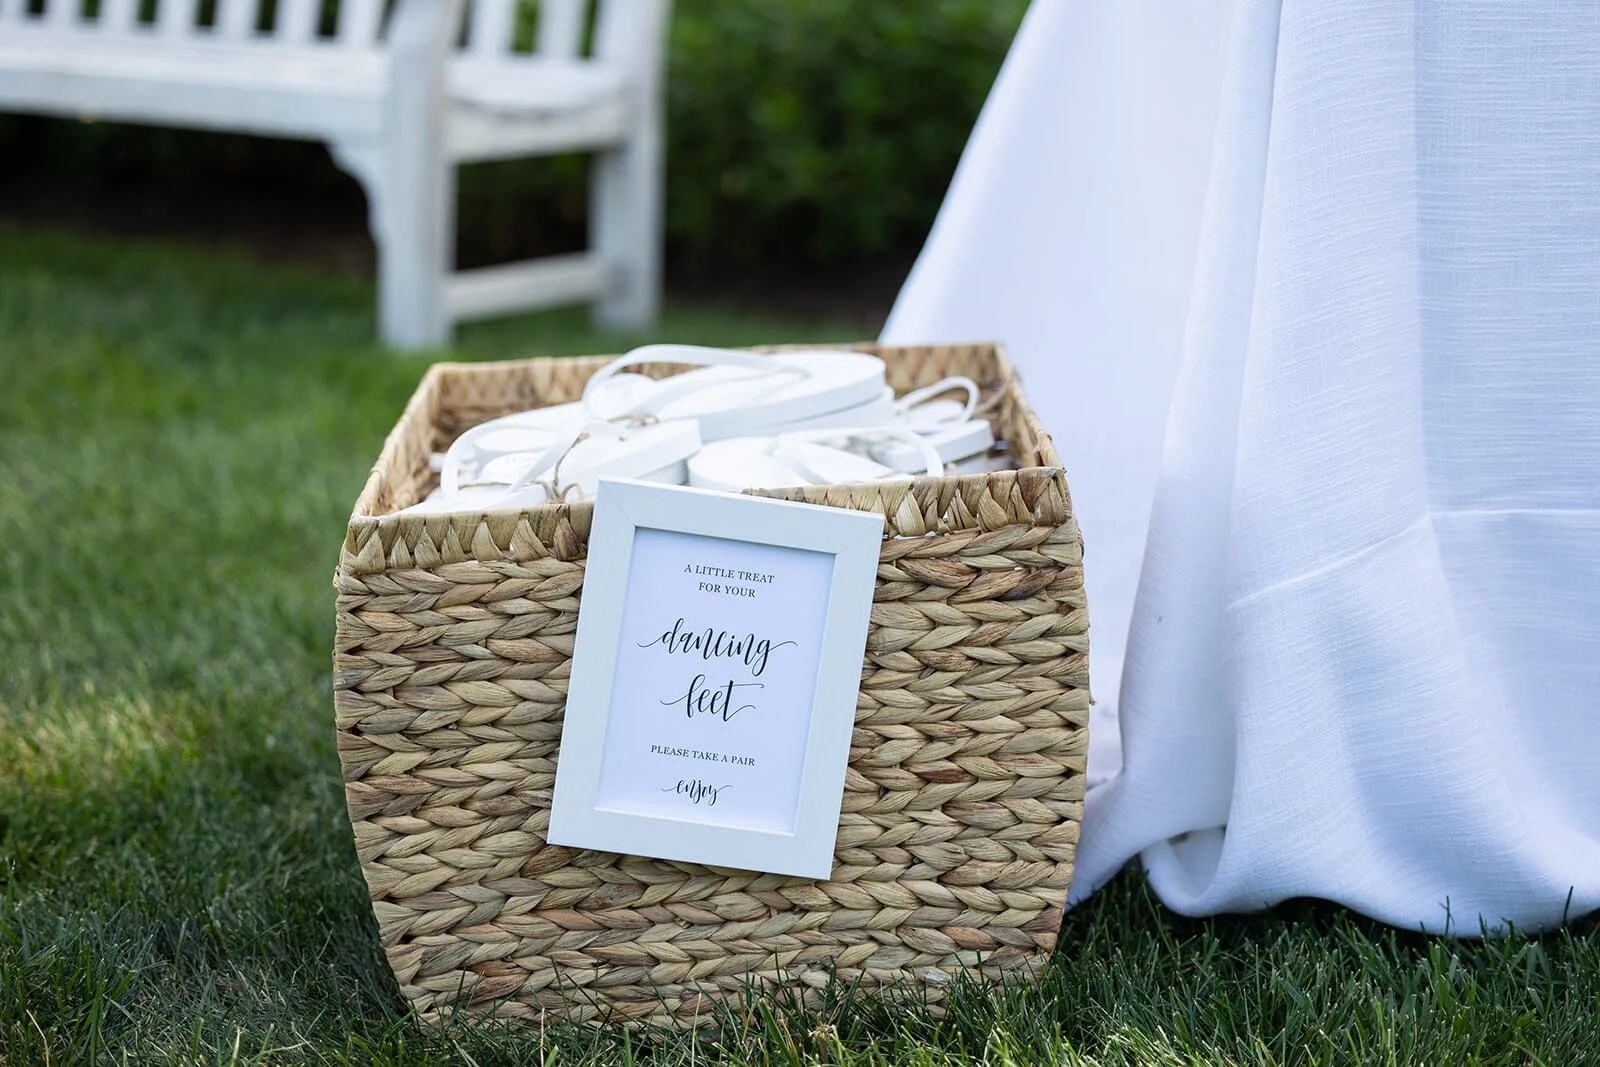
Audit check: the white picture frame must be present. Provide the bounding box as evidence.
[546,478,883,880]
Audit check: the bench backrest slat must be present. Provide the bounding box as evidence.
[12,0,651,68]
[158,0,201,36]
[336,0,384,48]
[275,0,320,41]
[215,0,259,39]
[537,0,587,59]
[469,0,596,60]
[99,0,140,29]
[467,0,513,57]
[44,0,79,28]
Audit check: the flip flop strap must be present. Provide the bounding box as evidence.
[499,421,629,502]
[895,376,980,426]
[582,345,812,421]
[442,420,625,502]
[774,427,945,485]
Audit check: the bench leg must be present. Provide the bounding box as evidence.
[591,101,664,331]
[332,0,457,352]
[375,154,454,351]
[333,139,453,351]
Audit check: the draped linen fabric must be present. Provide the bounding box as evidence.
[883,0,1600,931]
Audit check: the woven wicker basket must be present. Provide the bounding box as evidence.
[333,342,1089,1026]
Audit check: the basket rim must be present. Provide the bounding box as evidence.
[340,341,1071,575]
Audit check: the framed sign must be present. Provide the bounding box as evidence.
[547,479,883,879]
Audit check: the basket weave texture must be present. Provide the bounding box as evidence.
[333,342,1089,1026]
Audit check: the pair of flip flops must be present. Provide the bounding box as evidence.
[404,345,995,514]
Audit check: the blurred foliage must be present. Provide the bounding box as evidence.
[0,0,1028,270]
[665,0,1027,266]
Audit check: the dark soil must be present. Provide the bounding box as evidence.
[0,116,904,333]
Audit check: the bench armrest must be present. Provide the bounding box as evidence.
[593,0,673,83]
[388,0,466,78]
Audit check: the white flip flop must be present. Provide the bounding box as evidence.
[429,371,663,484]
[425,347,888,492]
[870,419,995,471]
[766,386,898,433]
[404,418,701,513]
[687,427,944,493]
[866,376,995,471]
[581,345,888,441]
[720,373,988,445]
[407,356,999,514]
[895,377,980,430]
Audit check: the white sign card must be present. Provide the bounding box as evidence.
[547,479,883,879]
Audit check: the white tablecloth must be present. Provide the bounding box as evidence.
[883,0,1600,931]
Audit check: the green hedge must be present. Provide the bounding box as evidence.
[665,0,1026,265]
[1,0,1027,270]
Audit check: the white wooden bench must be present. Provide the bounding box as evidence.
[0,0,670,349]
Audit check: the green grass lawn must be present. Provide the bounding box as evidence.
[1,226,1597,1065]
